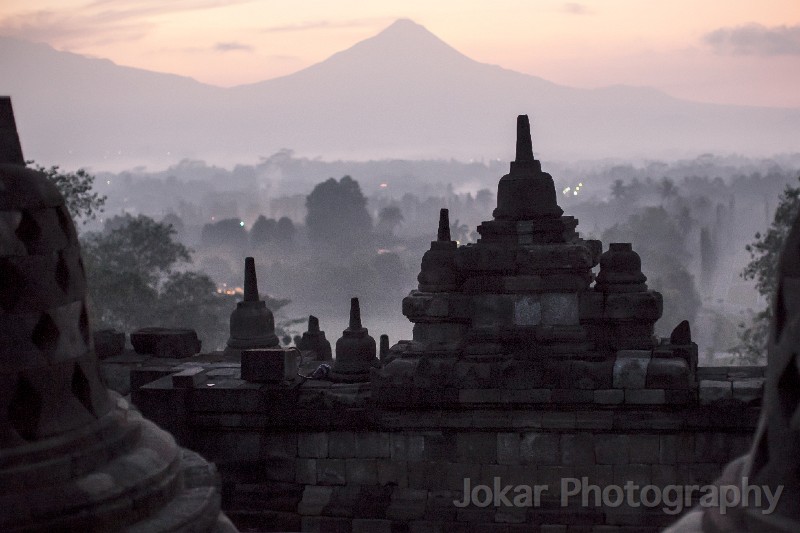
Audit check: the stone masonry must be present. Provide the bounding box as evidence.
[130,115,766,532]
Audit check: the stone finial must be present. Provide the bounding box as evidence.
[243,256,258,302]
[417,209,462,292]
[0,96,24,166]
[515,114,534,162]
[349,297,362,330]
[225,256,279,354]
[493,114,563,221]
[670,320,691,345]
[437,208,451,241]
[379,334,390,361]
[308,315,320,334]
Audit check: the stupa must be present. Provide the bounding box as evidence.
[0,96,235,532]
[329,298,377,382]
[224,256,279,357]
[296,315,332,361]
[376,114,686,406]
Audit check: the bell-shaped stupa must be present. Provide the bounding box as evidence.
[330,298,377,382]
[492,115,563,221]
[416,208,463,292]
[224,257,279,357]
[296,315,332,361]
[0,96,235,532]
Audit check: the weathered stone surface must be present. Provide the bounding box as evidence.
[698,380,733,404]
[732,378,763,403]
[171,367,207,388]
[595,435,630,464]
[540,293,579,325]
[130,327,201,358]
[645,358,691,389]
[625,389,666,404]
[93,329,125,359]
[520,432,559,464]
[298,486,333,515]
[613,350,651,389]
[240,347,298,383]
[298,432,329,458]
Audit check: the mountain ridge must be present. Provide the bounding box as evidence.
[1,20,798,170]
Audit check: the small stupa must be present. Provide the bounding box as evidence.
[330,298,377,382]
[417,208,462,292]
[224,257,279,357]
[296,315,332,361]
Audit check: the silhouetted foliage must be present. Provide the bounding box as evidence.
[30,161,106,224]
[201,218,248,249]
[602,206,702,335]
[276,216,296,243]
[250,215,278,246]
[81,214,236,349]
[306,175,372,246]
[376,206,404,236]
[737,178,800,363]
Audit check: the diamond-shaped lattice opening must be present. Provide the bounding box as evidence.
[15,210,41,253]
[8,375,42,441]
[32,312,60,352]
[55,251,70,293]
[71,363,95,416]
[79,303,91,346]
[0,260,24,312]
[56,205,76,242]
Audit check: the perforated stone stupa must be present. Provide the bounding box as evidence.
[0,97,235,532]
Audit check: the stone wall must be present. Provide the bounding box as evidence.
[133,364,763,532]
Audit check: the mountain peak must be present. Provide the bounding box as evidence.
[381,18,430,34]
[367,18,453,48]
[319,18,471,70]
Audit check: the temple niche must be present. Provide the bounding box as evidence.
[0,97,236,532]
[375,115,693,406]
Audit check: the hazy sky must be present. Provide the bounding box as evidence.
[1,0,799,107]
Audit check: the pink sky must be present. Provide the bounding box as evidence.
[1,0,799,107]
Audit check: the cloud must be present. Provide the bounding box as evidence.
[261,18,387,33]
[213,41,253,53]
[704,23,800,56]
[0,1,256,48]
[562,3,590,15]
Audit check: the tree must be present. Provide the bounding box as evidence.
[250,215,278,246]
[275,216,297,243]
[658,177,678,202]
[305,175,372,247]
[610,179,627,201]
[376,206,404,236]
[736,178,800,363]
[29,161,106,224]
[201,218,248,249]
[602,206,702,335]
[81,214,235,350]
